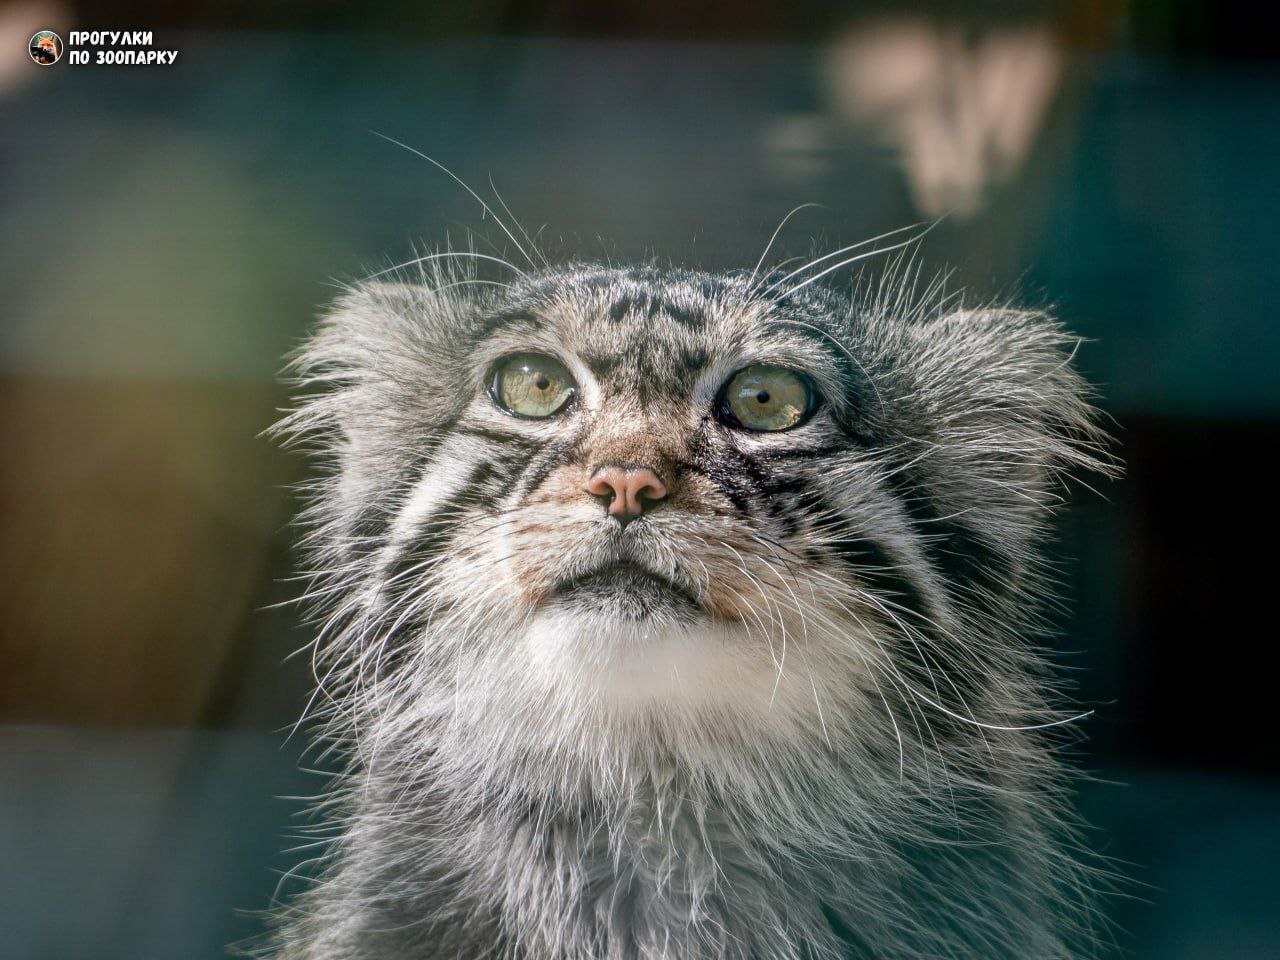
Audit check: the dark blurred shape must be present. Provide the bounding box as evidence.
[1114,417,1280,774]
[0,379,297,726]
[1128,0,1280,60]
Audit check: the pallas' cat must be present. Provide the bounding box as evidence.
[263,237,1112,960]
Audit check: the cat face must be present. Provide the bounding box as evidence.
[286,264,1104,747]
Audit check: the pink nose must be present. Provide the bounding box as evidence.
[585,466,668,525]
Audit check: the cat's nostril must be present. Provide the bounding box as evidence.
[585,466,668,525]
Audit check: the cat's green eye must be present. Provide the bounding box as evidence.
[491,353,577,419]
[718,364,814,432]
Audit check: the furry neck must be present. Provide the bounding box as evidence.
[318,691,1079,960]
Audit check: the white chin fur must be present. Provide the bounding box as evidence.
[521,606,855,723]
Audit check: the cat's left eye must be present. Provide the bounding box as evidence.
[491,353,577,419]
[718,364,815,432]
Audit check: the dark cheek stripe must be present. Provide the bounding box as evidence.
[758,444,850,463]
[700,440,846,534]
[678,431,755,517]
[757,474,806,536]
[510,433,588,504]
[788,481,992,738]
[723,446,801,531]
[792,473,1005,742]
[377,438,539,607]
[812,509,934,635]
[796,487,985,744]
[676,457,753,516]
[453,423,543,451]
[340,422,460,559]
[380,461,499,590]
[875,464,1010,606]
[359,458,506,673]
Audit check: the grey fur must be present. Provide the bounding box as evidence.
[259,253,1115,960]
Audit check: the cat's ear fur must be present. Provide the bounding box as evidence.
[278,281,478,451]
[908,306,1114,487]
[889,307,1116,593]
[272,281,482,539]
[290,282,460,413]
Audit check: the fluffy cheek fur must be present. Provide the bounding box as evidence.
[416,461,883,741]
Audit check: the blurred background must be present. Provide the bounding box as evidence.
[1,0,1278,957]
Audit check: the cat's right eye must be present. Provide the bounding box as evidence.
[490,353,577,419]
[716,364,815,432]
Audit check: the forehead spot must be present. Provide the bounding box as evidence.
[582,344,710,383]
[582,352,622,378]
[605,290,707,329]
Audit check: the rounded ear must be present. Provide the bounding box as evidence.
[883,307,1117,602]
[276,280,484,447]
[908,307,1115,489]
[288,282,449,393]
[270,280,487,546]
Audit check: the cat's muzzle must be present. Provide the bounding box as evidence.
[551,560,700,620]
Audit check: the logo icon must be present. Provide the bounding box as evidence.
[29,30,63,66]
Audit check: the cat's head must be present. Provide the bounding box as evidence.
[282,262,1109,762]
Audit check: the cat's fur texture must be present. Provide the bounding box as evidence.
[263,253,1113,960]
